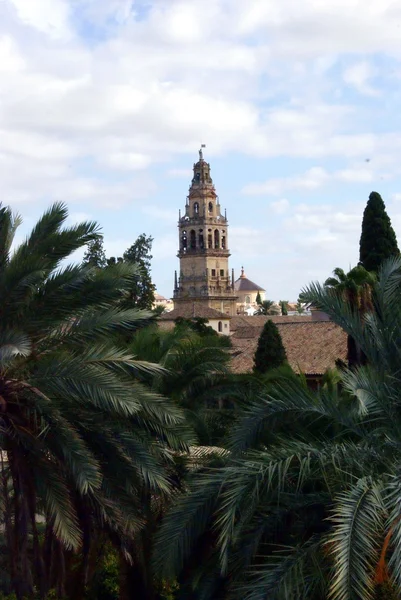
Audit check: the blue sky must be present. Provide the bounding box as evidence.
[2,0,401,300]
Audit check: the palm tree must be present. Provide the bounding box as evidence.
[0,203,193,598]
[323,265,375,311]
[130,323,239,445]
[254,300,274,315]
[322,265,376,366]
[153,257,401,600]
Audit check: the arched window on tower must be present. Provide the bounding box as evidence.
[199,229,204,249]
[214,230,220,249]
[181,230,187,253]
[194,202,199,215]
[221,235,226,249]
[208,229,213,248]
[190,230,196,249]
[208,201,213,213]
[218,321,223,333]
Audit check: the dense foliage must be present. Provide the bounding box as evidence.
[4,199,401,600]
[82,236,107,268]
[253,320,287,374]
[0,203,191,599]
[321,265,375,367]
[122,233,156,310]
[359,191,399,272]
[154,257,401,600]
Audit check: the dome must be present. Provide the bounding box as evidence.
[234,267,265,292]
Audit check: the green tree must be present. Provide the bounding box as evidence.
[106,256,123,266]
[82,235,107,268]
[0,203,192,599]
[123,234,156,310]
[296,299,305,313]
[359,191,399,272]
[253,320,287,374]
[154,257,401,600]
[279,300,289,315]
[255,291,262,305]
[322,265,375,367]
[254,299,274,315]
[129,322,235,445]
[174,316,217,337]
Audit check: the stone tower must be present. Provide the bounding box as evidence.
[173,148,237,316]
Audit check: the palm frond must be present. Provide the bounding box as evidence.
[328,478,386,600]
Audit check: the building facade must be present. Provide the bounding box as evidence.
[234,267,266,315]
[173,148,238,316]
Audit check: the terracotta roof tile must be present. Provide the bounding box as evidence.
[159,302,231,321]
[230,321,347,376]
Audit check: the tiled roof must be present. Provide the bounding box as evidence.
[234,277,265,292]
[230,321,347,376]
[230,315,312,331]
[159,302,231,321]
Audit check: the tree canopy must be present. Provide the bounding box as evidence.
[0,202,190,599]
[359,191,399,272]
[253,319,287,374]
[122,233,156,310]
[82,235,107,268]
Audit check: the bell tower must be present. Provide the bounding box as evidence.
[173,147,237,316]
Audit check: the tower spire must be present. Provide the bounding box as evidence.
[174,148,238,315]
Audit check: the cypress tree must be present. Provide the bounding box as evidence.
[359,191,399,272]
[253,320,287,374]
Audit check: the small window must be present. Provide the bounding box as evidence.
[224,323,228,328]
[218,321,223,332]
[220,269,224,277]
[194,202,199,215]
[211,269,216,277]
[245,295,251,304]
[208,202,213,212]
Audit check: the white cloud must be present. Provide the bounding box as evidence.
[243,168,329,195]
[243,163,383,196]
[270,198,290,214]
[8,0,72,40]
[99,152,152,171]
[2,0,401,302]
[343,61,379,96]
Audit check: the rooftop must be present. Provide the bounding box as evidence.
[234,267,265,292]
[230,321,347,376]
[159,302,231,321]
[230,314,312,331]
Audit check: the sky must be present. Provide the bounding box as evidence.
[2,0,401,301]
